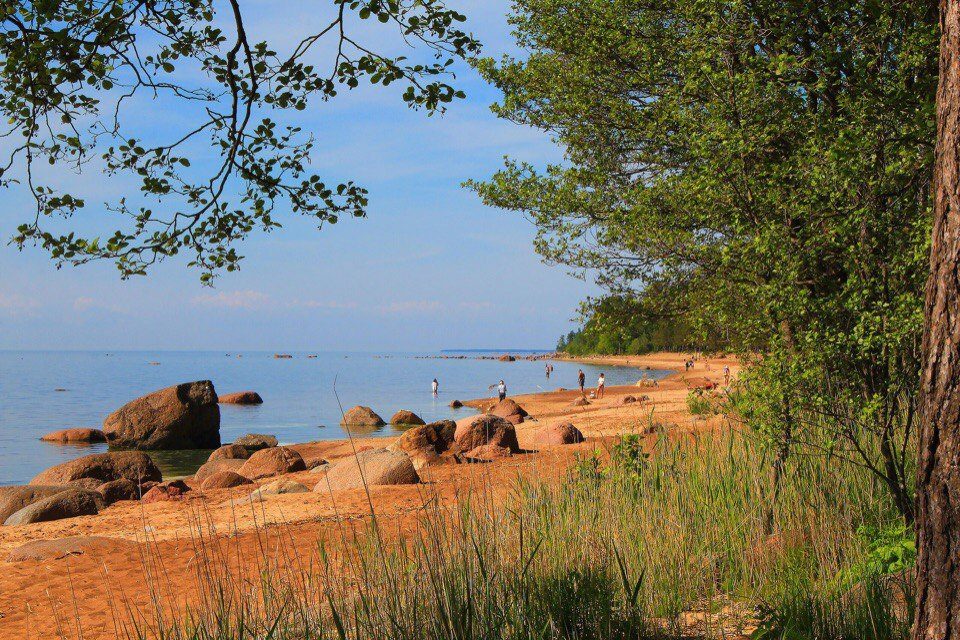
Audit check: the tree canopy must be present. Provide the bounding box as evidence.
[2,0,479,279]
[471,0,938,520]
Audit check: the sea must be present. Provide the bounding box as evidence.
[0,350,671,485]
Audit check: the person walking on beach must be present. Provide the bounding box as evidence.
[597,373,606,399]
[497,380,507,401]
[577,369,586,394]
[723,366,730,385]
[432,378,439,396]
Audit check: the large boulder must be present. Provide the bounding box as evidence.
[315,449,419,491]
[6,536,135,562]
[103,381,220,450]
[97,478,143,504]
[454,415,520,453]
[39,428,106,444]
[194,458,246,484]
[218,391,263,405]
[238,446,306,480]
[535,422,585,445]
[390,410,425,426]
[387,420,457,470]
[0,485,70,523]
[4,489,104,525]
[208,444,251,462]
[30,451,162,486]
[201,471,253,490]
[233,433,278,451]
[340,406,385,427]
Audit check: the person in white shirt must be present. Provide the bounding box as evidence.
[497,380,507,401]
[432,378,439,395]
[597,373,606,399]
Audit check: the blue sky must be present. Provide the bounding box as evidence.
[0,1,596,351]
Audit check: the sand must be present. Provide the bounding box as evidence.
[0,352,738,639]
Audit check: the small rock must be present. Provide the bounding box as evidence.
[449,400,463,409]
[535,422,585,445]
[390,410,426,426]
[201,471,253,490]
[250,479,309,499]
[233,433,279,451]
[141,480,190,504]
[570,396,591,407]
[218,391,264,405]
[39,428,106,443]
[97,478,142,504]
[194,458,245,484]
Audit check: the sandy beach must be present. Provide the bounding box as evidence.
[0,352,739,639]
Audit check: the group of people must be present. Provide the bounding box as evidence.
[432,366,607,403]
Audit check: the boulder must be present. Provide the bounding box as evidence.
[238,446,306,480]
[304,457,329,470]
[201,471,253,490]
[250,479,309,499]
[454,415,520,453]
[340,406,385,427]
[488,398,529,419]
[0,485,70,523]
[570,396,591,407]
[387,420,457,470]
[102,381,220,450]
[30,451,162,486]
[535,422,585,445]
[218,391,264,405]
[6,536,135,562]
[4,489,104,525]
[390,410,426,426]
[449,400,463,409]
[464,444,514,460]
[97,478,142,504]
[194,458,246,484]
[39,428,106,443]
[208,444,251,462]
[315,449,419,491]
[141,480,189,504]
[234,433,279,451]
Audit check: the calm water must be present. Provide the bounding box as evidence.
[0,351,669,484]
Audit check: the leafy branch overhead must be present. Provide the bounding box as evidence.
[1,0,479,279]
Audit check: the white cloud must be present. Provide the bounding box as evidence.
[378,300,444,314]
[192,289,272,310]
[0,292,39,316]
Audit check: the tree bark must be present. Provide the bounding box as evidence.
[913,1,960,637]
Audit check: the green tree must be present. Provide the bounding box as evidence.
[470,0,938,520]
[2,1,479,279]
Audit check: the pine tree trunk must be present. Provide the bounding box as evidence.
[913,0,960,637]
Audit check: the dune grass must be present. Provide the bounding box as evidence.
[108,428,913,640]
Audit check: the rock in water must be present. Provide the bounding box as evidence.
[535,422,585,445]
[218,391,264,405]
[0,486,71,523]
[6,536,134,562]
[315,449,419,491]
[390,410,426,426]
[238,447,307,480]
[233,433,278,451]
[39,428,107,443]
[30,451,162,486]
[340,406,385,427]
[454,415,520,453]
[4,489,104,525]
[449,400,463,409]
[102,380,220,450]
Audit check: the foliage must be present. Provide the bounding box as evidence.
[2,1,480,279]
[470,0,937,520]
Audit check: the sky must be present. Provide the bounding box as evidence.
[0,1,597,352]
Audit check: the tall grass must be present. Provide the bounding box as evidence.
[113,430,913,640]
